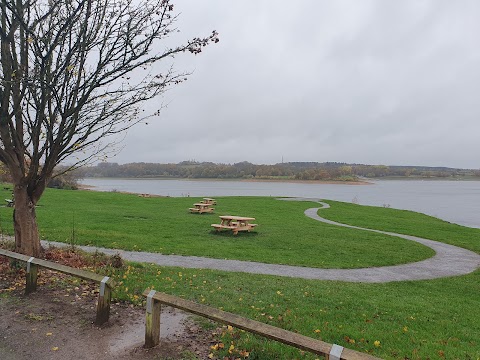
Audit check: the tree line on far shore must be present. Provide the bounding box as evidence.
[1,161,477,191]
[75,161,480,181]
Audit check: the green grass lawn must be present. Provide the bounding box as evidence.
[105,263,480,359]
[318,200,480,254]
[0,187,434,269]
[1,185,479,359]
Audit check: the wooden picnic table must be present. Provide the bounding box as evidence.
[200,198,217,205]
[211,215,257,235]
[189,203,214,214]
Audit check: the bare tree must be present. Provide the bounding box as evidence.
[0,0,218,256]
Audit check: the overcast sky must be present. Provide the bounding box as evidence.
[112,0,480,169]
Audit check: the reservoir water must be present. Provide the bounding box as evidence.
[80,178,480,229]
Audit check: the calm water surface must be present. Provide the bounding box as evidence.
[80,178,480,228]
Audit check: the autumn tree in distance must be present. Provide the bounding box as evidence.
[0,0,218,256]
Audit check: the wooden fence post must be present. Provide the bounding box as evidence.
[95,276,112,325]
[25,257,38,295]
[145,290,161,348]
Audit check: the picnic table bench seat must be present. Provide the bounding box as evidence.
[211,224,236,230]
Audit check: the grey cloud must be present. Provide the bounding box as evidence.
[111,0,480,169]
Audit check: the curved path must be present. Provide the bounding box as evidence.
[41,199,480,283]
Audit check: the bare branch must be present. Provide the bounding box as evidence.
[0,0,218,194]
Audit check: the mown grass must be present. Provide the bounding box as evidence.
[104,262,480,359]
[0,185,479,358]
[318,200,480,254]
[0,187,434,269]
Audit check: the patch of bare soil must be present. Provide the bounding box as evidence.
[0,249,220,360]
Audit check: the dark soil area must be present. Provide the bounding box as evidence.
[0,247,220,360]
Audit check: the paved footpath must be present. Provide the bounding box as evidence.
[42,199,480,283]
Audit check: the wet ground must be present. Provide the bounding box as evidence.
[0,276,217,360]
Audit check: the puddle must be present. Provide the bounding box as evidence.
[108,306,189,355]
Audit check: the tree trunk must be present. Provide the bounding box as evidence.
[13,185,41,257]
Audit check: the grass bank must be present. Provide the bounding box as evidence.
[318,200,480,254]
[1,186,479,358]
[0,186,434,269]
[104,262,479,359]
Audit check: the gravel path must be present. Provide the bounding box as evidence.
[41,199,480,283]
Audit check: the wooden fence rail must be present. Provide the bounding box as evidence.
[142,289,381,360]
[0,248,115,325]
